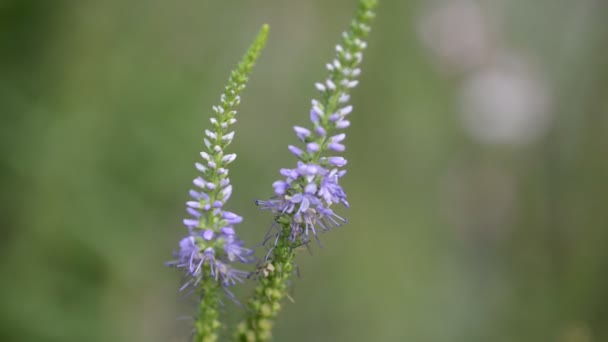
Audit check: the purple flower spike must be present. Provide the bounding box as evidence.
[168,25,271,307]
[257,13,371,247]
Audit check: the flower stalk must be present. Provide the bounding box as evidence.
[235,1,377,341]
[167,24,269,342]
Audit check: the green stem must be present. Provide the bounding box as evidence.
[194,273,221,342]
[234,223,295,342]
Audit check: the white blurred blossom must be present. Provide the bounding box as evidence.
[418,0,493,72]
[460,55,551,145]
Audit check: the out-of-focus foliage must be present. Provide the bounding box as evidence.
[0,0,606,341]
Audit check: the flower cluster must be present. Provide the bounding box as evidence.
[167,25,270,295]
[257,6,374,246]
[235,3,376,340]
[168,100,253,291]
[256,161,349,244]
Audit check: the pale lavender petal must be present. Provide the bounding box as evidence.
[203,229,214,240]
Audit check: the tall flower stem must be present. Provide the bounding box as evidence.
[167,24,269,342]
[235,1,377,341]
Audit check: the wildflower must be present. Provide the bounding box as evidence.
[169,107,253,290]
[257,5,375,245]
[237,3,377,341]
[166,23,269,342]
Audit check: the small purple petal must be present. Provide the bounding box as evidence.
[305,183,318,194]
[331,133,346,143]
[203,229,214,240]
[339,105,353,115]
[221,227,235,235]
[187,207,201,217]
[329,143,346,152]
[328,157,347,167]
[222,211,243,224]
[195,162,207,172]
[183,219,199,227]
[300,196,310,211]
[290,193,303,203]
[222,131,235,142]
[179,236,196,251]
[189,190,201,200]
[273,180,288,195]
[186,201,202,208]
[193,177,206,188]
[307,142,320,152]
[280,168,299,179]
[200,151,211,161]
[222,154,237,163]
[294,126,311,141]
[310,108,322,124]
[288,145,303,157]
[221,185,233,201]
[336,120,351,129]
[297,163,319,176]
[315,126,326,137]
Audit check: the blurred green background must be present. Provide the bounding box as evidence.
[1,0,607,341]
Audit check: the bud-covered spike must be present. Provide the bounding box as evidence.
[167,23,270,342]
